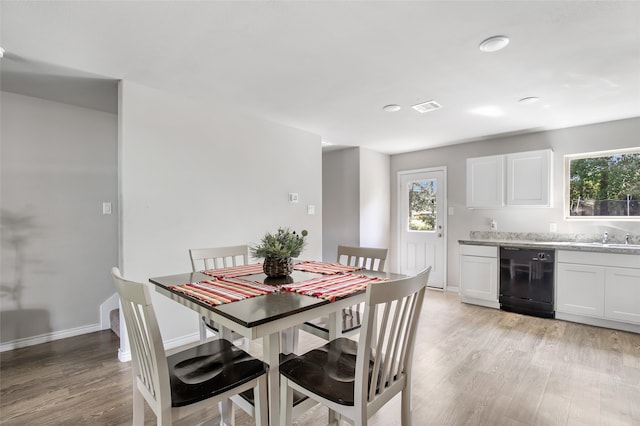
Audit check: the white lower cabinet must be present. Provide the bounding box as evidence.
[460,244,498,308]
[556,263,605,317]
[556,251,640,327]
[605,267,640,323]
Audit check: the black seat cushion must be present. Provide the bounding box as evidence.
[167,339,268,407]
[279,337,375,406]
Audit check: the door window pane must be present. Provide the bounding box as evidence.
[408,179,437,231]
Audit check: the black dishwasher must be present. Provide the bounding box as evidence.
[499,247,555,318]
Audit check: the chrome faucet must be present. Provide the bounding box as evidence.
[602,232,608,244]
[625,233,631,245]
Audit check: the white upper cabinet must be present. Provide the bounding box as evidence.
[466,155,504,208]
[466,149,553,208]
[506,149,552,207]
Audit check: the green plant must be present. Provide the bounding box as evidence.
[251,227,308,261]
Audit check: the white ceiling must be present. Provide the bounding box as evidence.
[1,1,639,154]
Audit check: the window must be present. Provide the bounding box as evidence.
[408,179,437,231]
[566,148,640,219]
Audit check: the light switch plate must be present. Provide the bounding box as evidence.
[102,202,112,215]
[307,204,315,215]
[288,193,299,203]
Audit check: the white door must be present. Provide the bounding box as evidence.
[398,168,446,288]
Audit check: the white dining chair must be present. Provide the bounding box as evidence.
[189,244,250,271]
[298,245,388,341]
[189,245,251,344]
[280,267,431,426]
[111,267,268,426]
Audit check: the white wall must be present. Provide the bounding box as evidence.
[119,81,323,342]
[1,91,118,345]
[359,148,390,251]
[390,117,640,286]
[322,148,360,261]
[322,147,390,264]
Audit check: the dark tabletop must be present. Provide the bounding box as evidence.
[150,270,331,328]
[149,269,403,329]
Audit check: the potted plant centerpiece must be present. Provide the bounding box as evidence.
[251,227,308,277]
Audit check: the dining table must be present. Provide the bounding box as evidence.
[149,261,403,426]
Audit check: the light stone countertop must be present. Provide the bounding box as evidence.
[459,231,640,255]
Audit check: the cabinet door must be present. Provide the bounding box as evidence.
[556,263,604,316]
[605,267,640,324]
[466,155,504,208]
[460,255,497,301]
[506,149,552,207]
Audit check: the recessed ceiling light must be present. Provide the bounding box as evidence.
[383,104,401,112]
[479,35,510,53]
[519,97,540,105]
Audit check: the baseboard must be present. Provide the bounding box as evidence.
[163,332,201,351]
[117,331,201,363]
[446,285,459,294]
[555,312,640,334]
[118,347,131,362]
[460,296,500,310]
[0,323,101,352]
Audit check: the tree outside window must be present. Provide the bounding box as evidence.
[568,150,640,217]
[408,179,437,230]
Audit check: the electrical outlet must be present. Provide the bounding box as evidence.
[102,202,112,215]
[549,223,557,233]
[490,219,497,231]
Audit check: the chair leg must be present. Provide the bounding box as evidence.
[199,317,207,343]
[401,388,412,426]
[279,376,294,426]
[254,375,269,426]
[218,399,235,426]
[132,386,144,426]
[281,328,295,354]
[328,409,339,425]
[354,408,367,426]
[291,326,300,354]
[157,403,172,426]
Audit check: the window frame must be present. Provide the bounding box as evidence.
[564,147,640,221]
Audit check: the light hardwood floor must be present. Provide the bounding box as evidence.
[2,290,639,425]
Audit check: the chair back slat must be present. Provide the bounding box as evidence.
[337,245,388,272]
[357,267,431,404]
[112,267,171,410]
[189,245,249,272]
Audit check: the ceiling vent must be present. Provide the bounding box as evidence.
[411,100,442,113]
